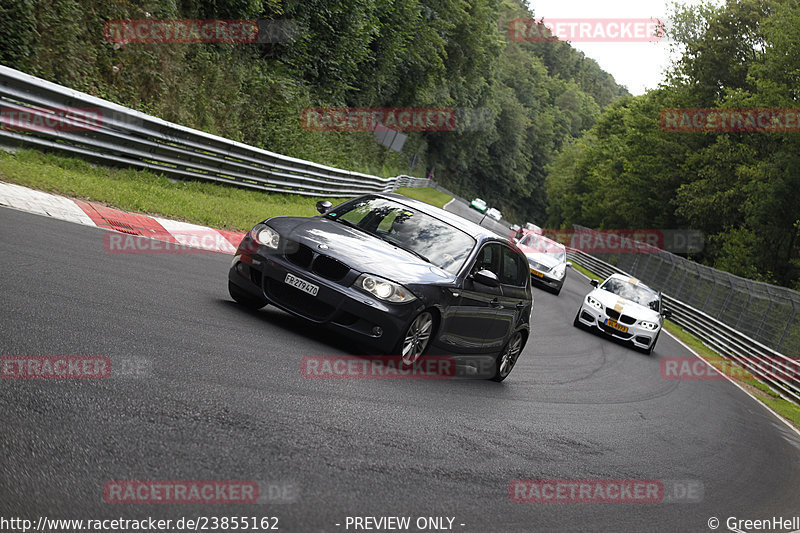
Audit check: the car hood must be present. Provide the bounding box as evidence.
[266,216,456,285]
[524,252,562,271]
[589,288,661,321]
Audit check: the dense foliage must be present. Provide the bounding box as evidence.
[1,0,624,225]
[546,0,800,289]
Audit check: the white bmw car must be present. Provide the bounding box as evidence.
[573,274,672,354]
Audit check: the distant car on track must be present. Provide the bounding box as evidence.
[516,231,571,295]
[470,198,488,213]
[229,193,533,381]
[486,207,502,221]
[524,222,542,234]
[573,273,672,354]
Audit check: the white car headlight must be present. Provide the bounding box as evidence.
[250,224,280,249]
[586,295,603,310]
[640,321,659,331]
[356,274,416,303]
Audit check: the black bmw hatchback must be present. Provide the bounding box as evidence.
[228,193,533,381]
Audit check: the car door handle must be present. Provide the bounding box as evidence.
[489,298,501,308]
[515,301,526,309]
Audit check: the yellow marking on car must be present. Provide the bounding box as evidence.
[628,277,639,285]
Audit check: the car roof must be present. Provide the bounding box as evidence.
[604,273,659,295]
[377,192,508,242]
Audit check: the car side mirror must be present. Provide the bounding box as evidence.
[662,308,672,319]
[472,269,500,287]
[590,279,599,287]
[566,261,573,268]
[316,200,333,214]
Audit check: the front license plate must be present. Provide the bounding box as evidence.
[531,270,544,278]
[605,318,628,333]
[284,273,319,296]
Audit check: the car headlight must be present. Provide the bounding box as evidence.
[552,264,567,279]
[586,295,603,310]
[640,321,659,331]
[250,224,279,249]
[356,274,416,303]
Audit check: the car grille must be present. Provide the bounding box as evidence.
[605,308,636,325]
[312,255,350,282]
[285,242,314,269]
[265,279,334,321]
[284,241,352,284]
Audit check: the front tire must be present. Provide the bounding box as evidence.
[396,311,436,365]
[492,331,524,382]
[228,280,267,310]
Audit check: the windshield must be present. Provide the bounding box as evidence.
[518,233,566,263]
[601,278,660,311]
[327,196,475,274]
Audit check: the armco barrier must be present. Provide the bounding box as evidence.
[568,249,800,405]
[0,65,429,197]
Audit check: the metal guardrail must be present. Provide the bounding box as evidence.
[568,249,800,405]
[0,65,430,197]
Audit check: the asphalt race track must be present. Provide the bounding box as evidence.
[2,205,800,532]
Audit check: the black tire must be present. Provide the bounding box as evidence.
[228,280,267,310]
[394,310,436,366]
[573,311,582,328]
[491,331,524,382]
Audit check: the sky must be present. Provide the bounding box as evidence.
[527,0,719,95]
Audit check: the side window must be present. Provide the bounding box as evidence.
[473,243,502,275]
[500,247,527,286]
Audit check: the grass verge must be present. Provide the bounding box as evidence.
[0,149,450,230]
[394,187,452,209]
[570,259,800,430]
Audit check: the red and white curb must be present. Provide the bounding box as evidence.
[0,181,245,253]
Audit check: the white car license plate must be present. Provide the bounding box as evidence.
[284,273,319,296]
